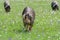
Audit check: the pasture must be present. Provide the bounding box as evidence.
[0,0,60,40]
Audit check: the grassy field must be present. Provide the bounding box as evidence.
[0,0,60,40]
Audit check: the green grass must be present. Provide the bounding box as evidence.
[0,0,60,40]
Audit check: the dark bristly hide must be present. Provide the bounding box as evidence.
[4,0,11,12]
[51,1,59,11]
[22,7,35,31]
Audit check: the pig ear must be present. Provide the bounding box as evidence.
[23,14,26,19]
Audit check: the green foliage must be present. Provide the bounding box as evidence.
[0,0,60,40]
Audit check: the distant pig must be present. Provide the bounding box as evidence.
[51,1,59,11]
[22,7,35,31]
[4,0,11,12]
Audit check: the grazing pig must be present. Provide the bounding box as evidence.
[51,1,59,11]
[22,7,35,31]
[4,0,11,12]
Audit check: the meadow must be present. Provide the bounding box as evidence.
[0,0,60,40]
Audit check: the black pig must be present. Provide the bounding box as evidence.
[22,7,35,31]
[51,1,59,11]
[4,0,11,12]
